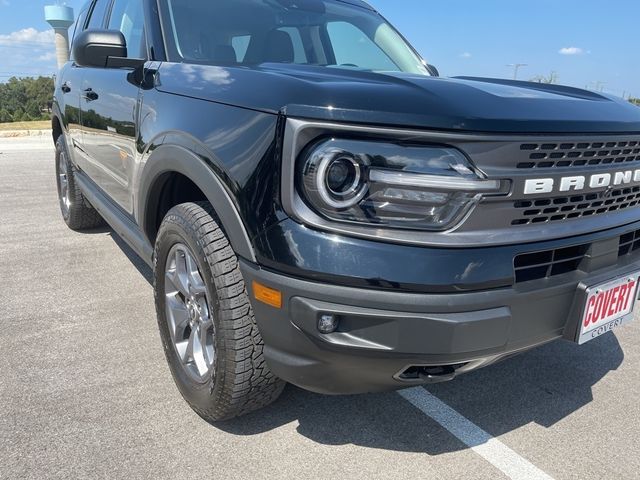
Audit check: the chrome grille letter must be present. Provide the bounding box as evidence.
[524,178,554,194]
[559,176,585,192]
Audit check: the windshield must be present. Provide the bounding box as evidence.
[160,0,430,75]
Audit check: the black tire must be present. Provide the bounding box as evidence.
[154,202,285,421]
[55,136,104,230]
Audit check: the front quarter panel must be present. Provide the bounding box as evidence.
[136,67,282,257]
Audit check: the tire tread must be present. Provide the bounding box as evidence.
[155,202,284,421]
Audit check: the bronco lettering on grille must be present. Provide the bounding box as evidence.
[524,169,640,195]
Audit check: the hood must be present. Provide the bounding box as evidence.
[156,63,640,134]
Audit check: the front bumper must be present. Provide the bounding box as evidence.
[240,238,640,394]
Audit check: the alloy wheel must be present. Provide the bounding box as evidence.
[164,243,216,383]
[58,151,70,217]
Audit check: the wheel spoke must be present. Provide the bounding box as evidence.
[169,248,191,296]
[167,296,189,341]
[58,153,70,214]
[185,253,206,296]
[201,303,211,323]
[199,320,212,348]
[185,325,197,364]
[175,339,188,362]
[193,324,210,375]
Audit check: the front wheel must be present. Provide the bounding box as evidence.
[154,202,285,421]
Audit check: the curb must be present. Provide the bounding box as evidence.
[0,129,52,138]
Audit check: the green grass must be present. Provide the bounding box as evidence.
[0,120,50,131]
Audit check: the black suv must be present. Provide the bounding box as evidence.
[53,0,640,421]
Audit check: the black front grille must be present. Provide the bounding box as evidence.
[514,228,640,283]
[518,141,640,169]
[514,244,589,283]
[619,229,640,257]
[512,187,640,226]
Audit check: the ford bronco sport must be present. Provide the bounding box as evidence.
[53,0,640,420]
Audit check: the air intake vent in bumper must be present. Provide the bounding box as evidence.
[514,227,640,284]
[619,229,640,257]
[514,244,589,283]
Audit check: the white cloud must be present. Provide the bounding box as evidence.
[559,47,584,56]
[459,52,472,59]
[0,28,54,46]
[0,28,57,78]
[37,51,57,62]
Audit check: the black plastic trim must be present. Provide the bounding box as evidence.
[75,169,154,265]
[239,255,640,394]
[137,144,257,262]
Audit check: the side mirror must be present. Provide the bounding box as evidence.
[73,29,144,69]
[427,64,440,77]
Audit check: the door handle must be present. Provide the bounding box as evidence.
[83,88,99,102]
[61,82,71,93]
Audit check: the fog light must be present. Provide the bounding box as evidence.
[318,314,338,334]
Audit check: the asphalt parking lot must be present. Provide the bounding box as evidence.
[1,136,639,480]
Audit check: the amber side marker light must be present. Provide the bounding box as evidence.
[252,281,282,308]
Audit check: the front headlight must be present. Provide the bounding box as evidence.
[298,138,502,231]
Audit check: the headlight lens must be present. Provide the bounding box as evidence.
[298,138,501,231]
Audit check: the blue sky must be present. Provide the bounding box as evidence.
[0,0,637,98]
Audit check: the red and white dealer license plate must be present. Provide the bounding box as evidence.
[578,272,640,345]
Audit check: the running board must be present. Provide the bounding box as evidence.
[74,171,154,266]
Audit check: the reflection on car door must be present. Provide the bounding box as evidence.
[59,64,84,164]
[58,3,90,168]
[78,0,146,215]
[80,71,139,213]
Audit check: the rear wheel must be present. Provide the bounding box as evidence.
[55,136,104,230]
[154,202,285,421]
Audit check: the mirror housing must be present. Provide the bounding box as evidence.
[73,29,144,69]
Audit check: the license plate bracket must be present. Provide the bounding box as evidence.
[577,272,640,345]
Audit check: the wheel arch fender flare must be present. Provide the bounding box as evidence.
[138,144,257,263]
[51,103,65,142]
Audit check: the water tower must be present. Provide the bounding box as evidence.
[44,3,75,70]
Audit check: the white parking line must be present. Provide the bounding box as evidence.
[398,388,554,480]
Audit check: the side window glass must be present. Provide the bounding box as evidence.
[108,0,146,59]
[326,21,396,71]
[87,0,110,29]
[69,7,89,59]
[231,35,250,62]
[277,27,307,64]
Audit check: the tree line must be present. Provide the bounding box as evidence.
[0,76,54,123]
